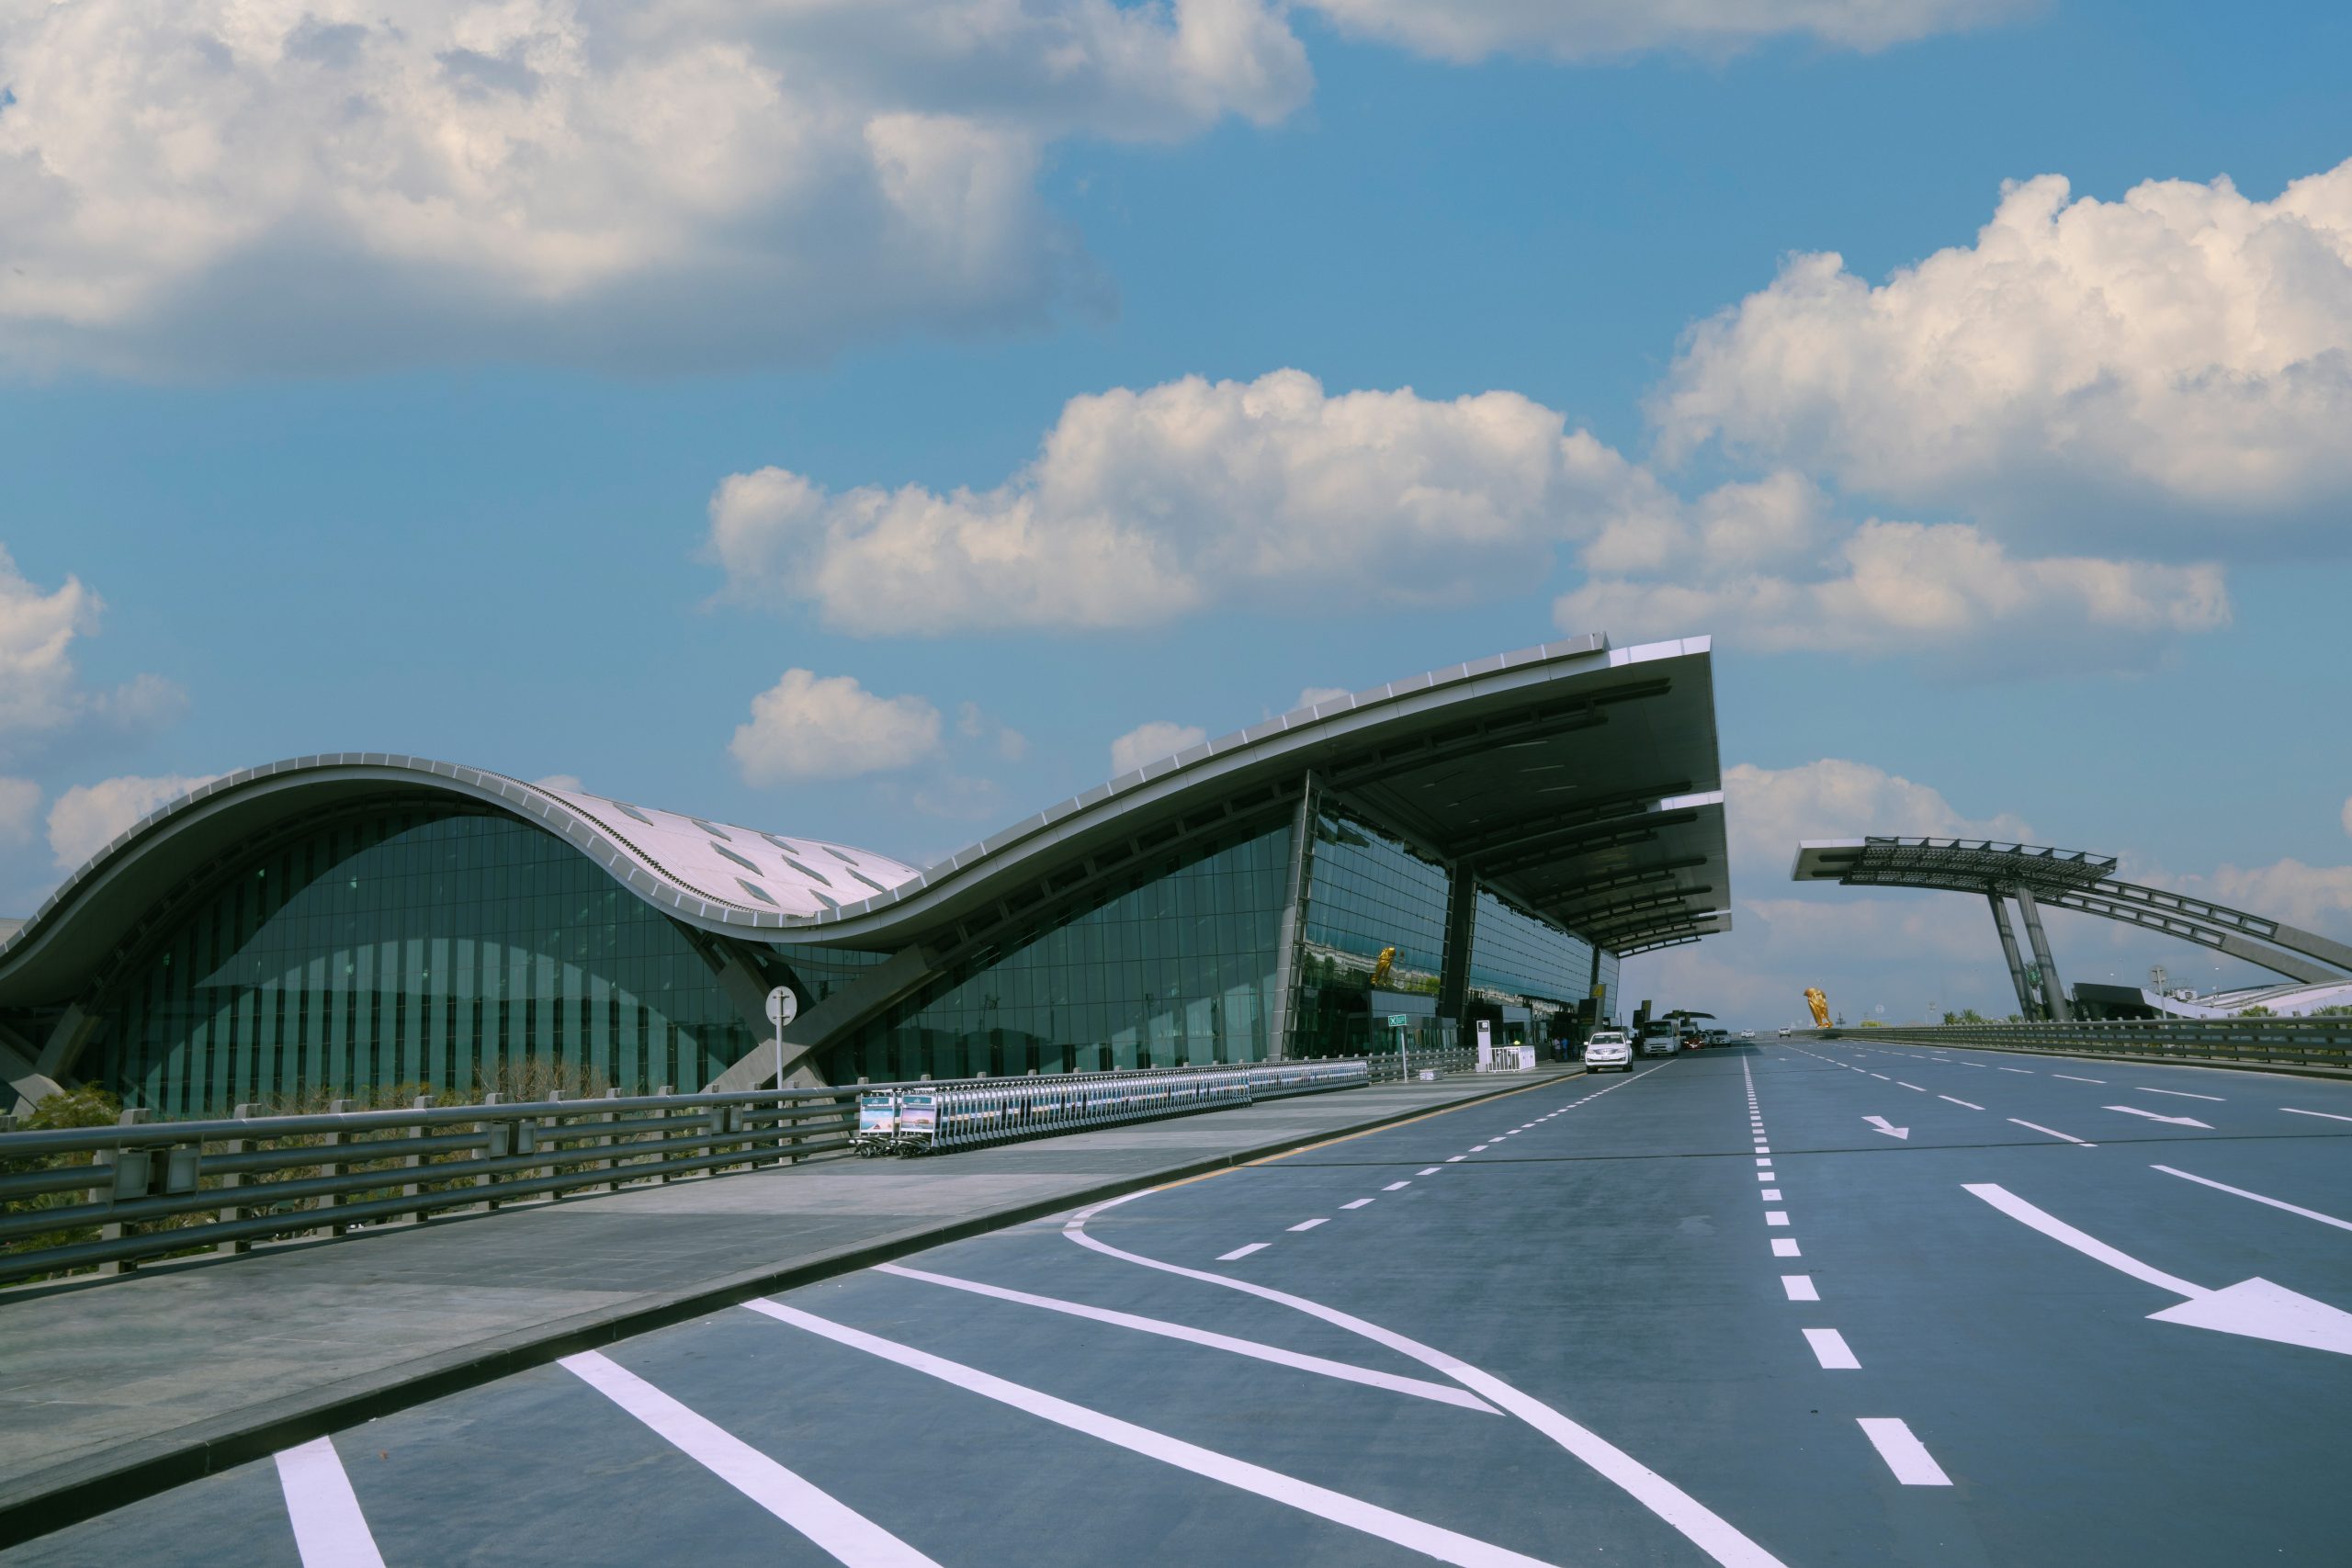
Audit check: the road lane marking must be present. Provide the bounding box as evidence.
[1858,1419,1951,1486]
[1803,1329,1860,1370]
[1755,1157,1771,1167]
[1446,1156,1467,1162]
[1385,1181,1411,1190]
[1761,1190,1781,1201]
[1765,1212,1789,1226]
[2052,1074,2105,1084]
[750,1302,1561,1568]
[1962,1182,2352,1354]
[1342,1199,1375,1210]
[1781,1276,1818,1302]
[875,1264,1495,1411]
[1757,1172,1774,1181]
[1218,1243,1271,1260]
[274,1437,387,1568]
[1997,1067,2033,1074]
[1471,1145,1490,1152]
[560,1350,939,1567]
[1419,1168,1442,1175]
[2151,1166,2352,1234]
[2106,1105,2213,1129]
[1289,1218,1329,1232]
[2137,1087,2224,1101]
[1897,1082,1927,1091]
[1939,1095,1984,1110]
[2007,1118,2095,1146]
[2284,1108,2352,1123]
[1754,1146,1771,1154]
[1868,1073,1890,1080]
[1771,1239,1802,1258]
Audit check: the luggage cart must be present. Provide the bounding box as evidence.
[853,1090,899,1156]
[894,1091,939,1156]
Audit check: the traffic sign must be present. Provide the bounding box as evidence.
[1386,1013,1408,1027]
[766,987,798,1028]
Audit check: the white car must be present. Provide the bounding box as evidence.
[1776,1026,1792,1037]
[1582,1030,1634,1072]
[1740,1029,1756,1040]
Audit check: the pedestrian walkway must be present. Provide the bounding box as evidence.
[0,1066,1575,1540]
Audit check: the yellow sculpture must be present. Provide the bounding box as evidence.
[1804,987,1831,1028]
[1369,946,1396,987]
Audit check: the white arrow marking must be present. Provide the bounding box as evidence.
[1862,1115,1908,1139]
[1964,1183,2352,1356]
[2106,1105,2213,1130]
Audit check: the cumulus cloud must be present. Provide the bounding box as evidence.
[709,369,1662,633]
[48,773,223,872]
[0,0,1310,376]
[0,547,183,756]
[729,669,942,784]
[0,778,39,846]
[1110,721,1207,775]
[1721,758,2034,874]
[1657,159,2352,548]
[2174,859,2352,941]
[1300,0,2018,62]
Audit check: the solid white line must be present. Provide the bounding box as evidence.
[2137,1087,2224,1101]
[746,1302,1563,1568]
[2151,1166,2352,1234]
[1962,1183,2205,1297]
[560,1350,939,1566]
[1857,1419,1951,1486]
[2007,1118,2096,1147]
[1781,1276,1818,1302]
[1803,1329,1860,1370]
[1289,1218,1329,1232]
[1067,1225,1785,1566]
[1771,1238,1801,1258]
[2052,1074,2105,1084]
[1219,1243,1271,1260]
[1342,1199,1374,1210]
[274,1438,387,1568]
[1939,1095,1984,1110]
[2283,1107,2352,1123]
[875,1264,1495,1411]
[1385,1181,1411,1191]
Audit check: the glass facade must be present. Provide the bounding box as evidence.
[1302,808,1450,979]
[91,809,760,1114]
[821,826,1292,1083]
[1468,890,1593,1004]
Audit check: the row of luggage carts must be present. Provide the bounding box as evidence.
[852,1059,1370,1157]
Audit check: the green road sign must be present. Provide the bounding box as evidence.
[1386,1014,1409,1027]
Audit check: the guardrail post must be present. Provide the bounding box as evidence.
[218,1104,254,1256]
[398,1094,431,1224]
[97,1107,151,1276]
[478,1092,504,1211]
[600,1088,623,1190]
[323,1100,353,1236]
[656,1086,678,1181]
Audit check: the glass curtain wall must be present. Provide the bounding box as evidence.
[1295,807,1450,1056]
[1468,890,1591,1003]
[821,826,1291,1083]
[92,808,759,1113]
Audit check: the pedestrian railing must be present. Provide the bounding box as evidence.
[1816,1018,2352,1074]
[0,1060,1371,1286]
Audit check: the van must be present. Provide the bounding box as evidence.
[1639,1021,1680,1056]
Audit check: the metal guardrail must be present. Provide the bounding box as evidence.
[0,1060,1378,1286]
[1816,1018,2352,1074]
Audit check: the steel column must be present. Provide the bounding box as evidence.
[1986,894,2036,1020]
[1435,863,1479,1027]
[1265,773,1321,1061]
[2013,884,2071,1022]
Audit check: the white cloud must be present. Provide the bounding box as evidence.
[1558,513,2230,672]
[729,669,942,785]
[709,369,1659,634]
[912,774,1006,821]
[1300,0,2018,62]
[1296,685,1351,708]
[0,778,39,846]
[2173,859,2352,941]
[0,547,182,757]
[1657,159,2352,548]
[48,773,223,872]
[1721,758,2034,874]
[0,0,1310,376]
[532,773,584,793]
[1110,720,1207,776]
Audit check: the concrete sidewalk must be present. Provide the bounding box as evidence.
[0,1066,1574,1543]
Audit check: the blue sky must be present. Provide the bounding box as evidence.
[3,0,2346,1025]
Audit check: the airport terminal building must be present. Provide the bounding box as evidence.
[0,636,1729,1117]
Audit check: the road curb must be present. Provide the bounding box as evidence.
[0,1066,1574,1550]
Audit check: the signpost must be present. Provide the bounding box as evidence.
[1387,1012,1409,1078]
[765,986,798,1090]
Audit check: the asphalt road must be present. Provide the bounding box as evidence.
[11,1042,2351,1566]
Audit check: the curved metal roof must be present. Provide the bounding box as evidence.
[0,634,1729,1009]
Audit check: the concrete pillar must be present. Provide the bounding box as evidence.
[1435,864,1478,1029]
[2013,884,2071,1021]
[1986,893,2036,1019]
[1265,773,1321,1061]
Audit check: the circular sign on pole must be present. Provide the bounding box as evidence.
[766,987,798,1029]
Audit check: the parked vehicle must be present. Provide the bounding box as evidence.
[1776,1026,1792,1038]
[1640,1021,1681,1056]
[1583,1029,1634,1072]
[1740,1029,1756,1040]
[1706,1029,1729,1046]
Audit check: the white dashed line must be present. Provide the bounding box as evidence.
[1757,1172,1774,1181]
[1771,1238,1802,1258]
[1445,1156,1466,1162]
[1289,1218,1329,1232]
[1218,1243,1271,1261]
[1780,1275,1818,1302]
[1897,1082,1925,1091]
[1803,1329,1860,1370]
[2052,1074,2104,1084]
[2284,1107,2352,1123]
[1755,1157,1772,1167]
[1939,1095,1984,1110]
[1341,1199,1374,1210]
[1418,1168,1442,1175]
[2137,1087,2223,1101]
[2007,1118,2096,1146]
[1858,1419,1951,1485]
[275,1438,389,1568]
[1384,1181,1411,1191]
[1997,1067,2033,1074]
[1761,1190,1781,1201]
[1765,1212,1790,1226]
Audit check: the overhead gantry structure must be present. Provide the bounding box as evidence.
[1792,837,2352,1021]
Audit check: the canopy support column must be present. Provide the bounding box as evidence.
[1436,864,1478,1030]
[1986,894,2036,1020]
[2014,884,2071,1021]
[1266,773,1321,1061]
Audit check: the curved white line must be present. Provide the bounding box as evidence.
[1063,1208,1785,1568]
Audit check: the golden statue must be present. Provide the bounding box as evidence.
[1804,987,1831,1028]
[1369,946,1396,987]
